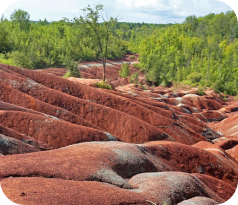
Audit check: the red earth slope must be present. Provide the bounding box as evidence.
[0,62,238,205]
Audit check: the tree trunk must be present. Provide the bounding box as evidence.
[207,54,210,83]
[219,64,221,78]
[102,57,106,82]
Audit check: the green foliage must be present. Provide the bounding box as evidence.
[95,81,112,90]
[129,10,238,95]
[1,7,238,96]
[9,51,34,69]
[77,4,117,81]
[0,7,125,70]
[119,63,130,78]
[133,63,144,71]
[0,25,12,55]
[0,54,15,65]
[130,72,139,83]
[197,86,205,96]
[63,59,80,78]
[10,9,30,31]
[186,72,203,84]
[211,80,224,93]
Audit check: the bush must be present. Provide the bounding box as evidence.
[95,81,112,90]
[186,72,203,84]
[130,72,139,83]
[119,63,130,78]
[63,59,80,78]
[10,51,34,69]
[0,54,16,66]
[219,92,228,101]
[197,86,205,96]
[211,80,224,93]
[133,63,144,71]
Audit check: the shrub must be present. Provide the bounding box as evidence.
[95,81,112,90]
[219,92,228,101]
[186,72,203,84]
[10,51,34,69]
[133,63,144,71]
[211,80,224,93]
[130,72,139,83]
[119,63,130,78]
[197,86,205,96]
[64,59,80,78]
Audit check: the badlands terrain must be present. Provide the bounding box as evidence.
[0,56,238,205]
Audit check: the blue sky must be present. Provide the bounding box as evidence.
[0,0,235,24]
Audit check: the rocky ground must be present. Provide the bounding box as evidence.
[0,57,238,205]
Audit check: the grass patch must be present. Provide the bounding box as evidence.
[63,70,81,78]
[95,81,112,90]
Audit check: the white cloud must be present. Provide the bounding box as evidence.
[116,0,232,22]
[1,0,234,23]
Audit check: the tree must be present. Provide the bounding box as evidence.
[0,16,11,56]
[10,9,30,31]
[184,15,198,31]
[77,4,117,82]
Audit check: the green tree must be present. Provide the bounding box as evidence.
[10,9,30,31]
[77,4,117,81]
[119,63,130,78]
[0,25,11,56]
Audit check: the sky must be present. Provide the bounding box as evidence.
[0,0,236,24]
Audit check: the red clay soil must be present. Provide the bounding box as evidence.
[1,177,147,205]
[0,134,40,155]
[0,110,113,149]
[0,124,52,152]
[177,197,218,205]
[0,142,237,205]
[193,110,227,122]
[209,115,238,137]
[0,64,214,145]
[0,84,100,130]
[1,62,238,204]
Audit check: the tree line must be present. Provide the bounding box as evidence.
[0,8,238,95]
[128,11,238,95]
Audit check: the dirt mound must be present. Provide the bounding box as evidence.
[129,172,234,204]
[0,64,218,144]
[0,110,114,148]
[0,141,236,205]
[209,115,238,137]
[177,197,218,205]
[1,62,238,204]
[0,124,52,152]
[0,141,237,187]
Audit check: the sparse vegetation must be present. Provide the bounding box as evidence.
[95,81,112,90]
[146,200,167,205]
[221,92,228,101]
[197,86,205,96]
[119,63,130,78]
[63,60,80,78]
[130,72,139,84]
